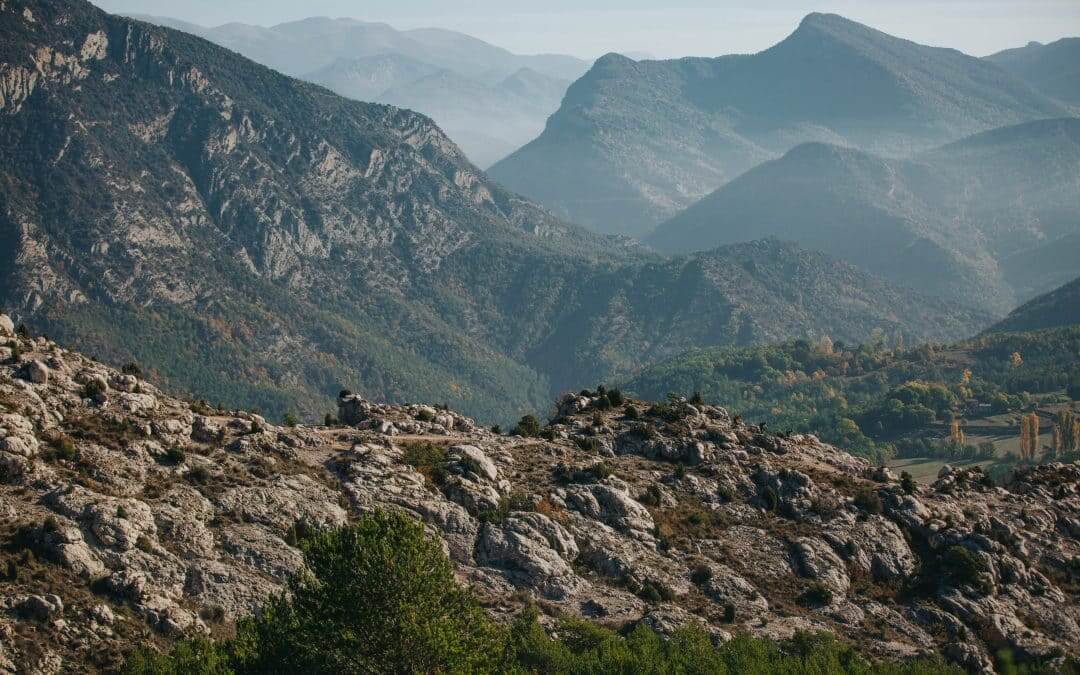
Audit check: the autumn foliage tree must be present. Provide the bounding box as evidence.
[1019,412,1041,461]
[949,419,965,446]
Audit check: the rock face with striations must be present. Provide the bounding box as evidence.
[0,319,1077,672]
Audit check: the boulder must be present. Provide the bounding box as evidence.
[449,445,499,482]
[565,482,655,537]
[0,314,13,337]
[698,563,769,616]
[477,512,580,599]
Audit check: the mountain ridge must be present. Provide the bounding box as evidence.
[986,37,1080,105]
[647,118,1080,314]
[127,13,589,166]
[489,13,1069,236]
[990,276,1080,333]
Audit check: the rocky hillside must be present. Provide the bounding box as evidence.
[0,317,1078,672]
[489,13,1068,236]
[991,276,1080,333]
[0,0,985,425]
[648,119,1080,314]
[987,38,1080,106]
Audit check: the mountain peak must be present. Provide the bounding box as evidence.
[794,12,868,35]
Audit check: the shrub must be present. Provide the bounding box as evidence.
[574,436,600,452]
[47,433,78,462]
[281,412,298,427]
[491,425,502,435]
[722,603,737,624]
[164,446,186,465]
[479,493,533,524]
[121,362,143,377]
[901,471,917,495]
[323,413,338,427]
[810,495,840,520]
[606,389,625,407]
[415,409,435,423]
[512,414,541,438]
[401,443,448,485]
[638,484,664,507]
[116,505,128,519]
[199,604,227,625]
[762,487,780,512]
[673,463,687,480]
[81,379,106,402]
[690,391,704,405]
[942,545,988,590]
[799,582,834,607]
[690,563,712,585]
[853,489,883,514]
[123,638,233,675]
[553,462,613,485]
[623,404,639,420]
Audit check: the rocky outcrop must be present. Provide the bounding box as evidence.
[0,321,1078,672]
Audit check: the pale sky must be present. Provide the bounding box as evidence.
[94,0,1080,59]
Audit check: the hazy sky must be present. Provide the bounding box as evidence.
[94,0,1080,58]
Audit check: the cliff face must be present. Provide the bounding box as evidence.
[0,317,1077,672]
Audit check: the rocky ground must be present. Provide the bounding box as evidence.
[0,314,1077,673]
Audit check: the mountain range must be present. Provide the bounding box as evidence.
[489,13,1073,237]
[129,14,590,166]
[647,118,1080,314]
[0,0,985,425]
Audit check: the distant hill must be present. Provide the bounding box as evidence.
[370,67,570,167]
[522,239,991,393]
[991,277,1080,333]
[128,14,589,167]
[0,0,984,424]
[648,119,1080,314]
[489,13,1068,236]
[987,38,1080,105]
[622,325,1080,464]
